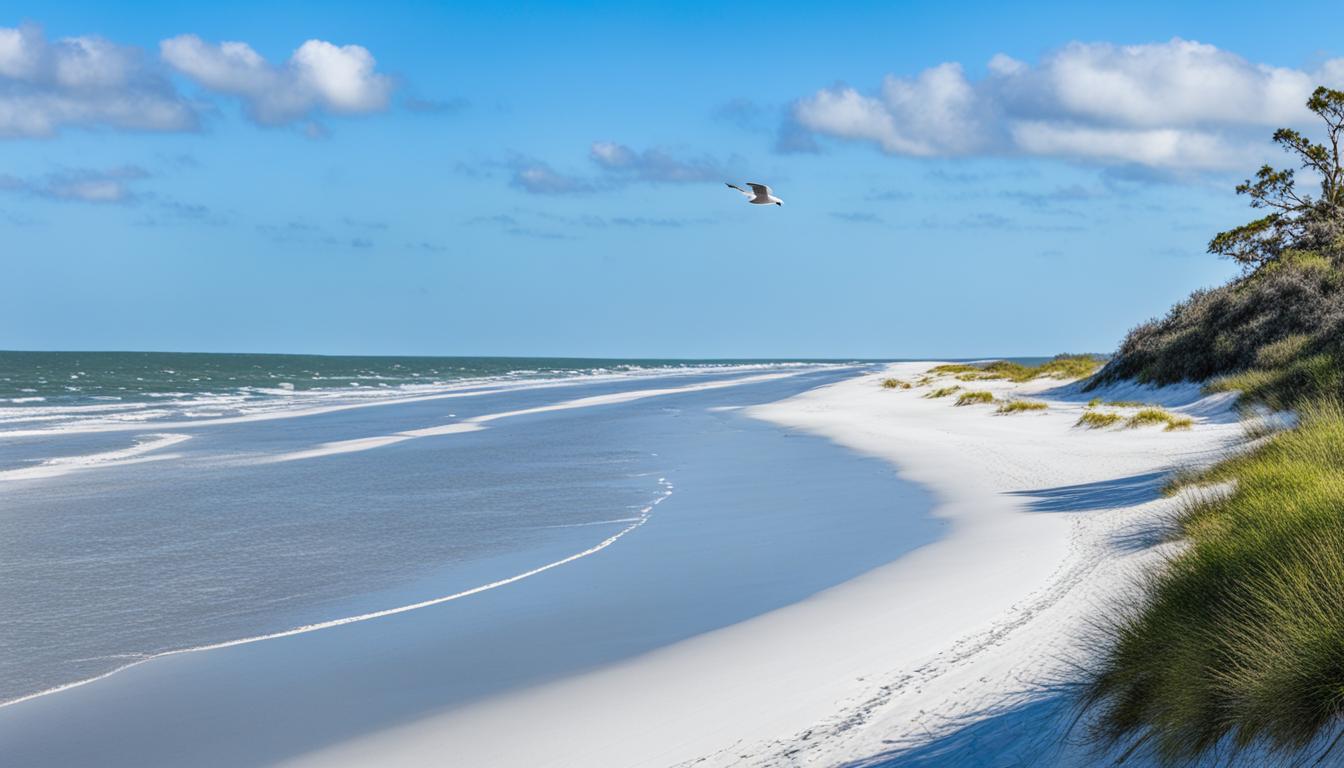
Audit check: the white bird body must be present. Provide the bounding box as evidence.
[726,182,783,206]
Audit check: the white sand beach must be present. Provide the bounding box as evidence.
[284,362,1246,767]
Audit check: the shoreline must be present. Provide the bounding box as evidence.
[0,365,940,767]
[284,362,1245,767]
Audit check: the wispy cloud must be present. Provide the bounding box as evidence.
[512,142,739,195]
[830,211,884,223]
[784,39,1344,170]
[0,165,150,203]
[509,159,594,195]
[403,96,467,115]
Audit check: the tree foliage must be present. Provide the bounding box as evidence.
[1210,86,1344,268]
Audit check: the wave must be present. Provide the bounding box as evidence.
[0,363,850,439]
[0,478,674,710]
[256,370,804,463]
[0,433,191,483]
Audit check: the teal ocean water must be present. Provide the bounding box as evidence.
[0,352,945,740]
[0,351,849,433]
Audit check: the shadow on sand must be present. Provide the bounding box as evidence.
[1007,471,1166,513]
[842,693,1091,768]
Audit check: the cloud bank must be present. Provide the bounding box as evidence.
[0,24,196,137]
[787,39,1344,169]
[0,24,395,138]
[160,35,394,125]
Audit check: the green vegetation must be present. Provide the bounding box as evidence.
[1088,249,1344,396]
[928,354,1104,384]
[1086,403,1344,763]
[929,363,981,376]
[1087,396,1103,407]
[996,399,1047,414]
[924,385,961,399]
[881,377,912,390]
[1084,86,1344,763]
[1075,411,1123,429]
[1103,400,1149,408]
[1123,408,1193,431]
[954,390,996,406]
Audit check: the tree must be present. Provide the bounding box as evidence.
[1209,86,1344,269]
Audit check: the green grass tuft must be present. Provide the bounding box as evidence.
[1125,407,1193,431]
[924,385,961,399]
[997,399,1048,414]
[955,390,996,406]
[881,377,912,390]
[1076,411,1124,429]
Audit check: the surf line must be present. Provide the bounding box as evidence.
[0,433,191,483]
[0,478,674,710]
[261,370,802,463]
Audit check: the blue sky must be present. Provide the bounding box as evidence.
[4,0,1344,358]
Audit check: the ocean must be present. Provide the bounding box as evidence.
[0,352,942,764]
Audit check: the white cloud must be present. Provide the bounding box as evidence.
[160,34,393,125]
[0,24,196,138]
[787,38,1344,169]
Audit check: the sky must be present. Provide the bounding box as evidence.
[4,0,1344,358]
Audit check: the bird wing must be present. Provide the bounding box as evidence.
[726,182,752,198]
[746,182,772,197]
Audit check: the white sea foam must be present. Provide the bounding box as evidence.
[0,433,191,483]
[0,478,675,710]
[0,363,851,438]
[258,371,799,463]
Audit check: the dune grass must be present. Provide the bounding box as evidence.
[929,363,981,376]
[1085,401,1344,764]
[955,390,996,406]
[924,385,961,399]
[1124,407,1193,431]
[1104,400,1150,408]
[1076,411,1124,429]
[997,399,1048,414]
[881,377,912,390]
[928,354,1103,384]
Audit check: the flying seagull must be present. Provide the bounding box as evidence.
[726,182,783,206]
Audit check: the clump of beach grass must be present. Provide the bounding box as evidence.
[928,354,1104,385]
[997,399,1047,414]
[924,385,961,399]
[929,363,981,376]
[1104,400,1150,408]
[1076,411,1124,429]
[1084,400,1344,763]
[1125,407,1193,431]
[881,378,912,390]
[955,390,996,406]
